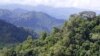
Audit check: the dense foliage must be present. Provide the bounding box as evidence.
[0,11,100,56]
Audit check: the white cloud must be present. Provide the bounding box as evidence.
[0,0,100,10]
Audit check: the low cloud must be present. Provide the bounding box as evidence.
[0,0,100,10]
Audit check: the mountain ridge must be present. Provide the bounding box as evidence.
[1,4,100,19]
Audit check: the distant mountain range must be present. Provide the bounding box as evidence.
[0,4,100,19]
[0,9,64,33]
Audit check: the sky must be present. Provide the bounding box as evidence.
[0,0,100,10]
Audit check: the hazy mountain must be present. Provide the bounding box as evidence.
[0,4,83,19]
[0,9,64,32]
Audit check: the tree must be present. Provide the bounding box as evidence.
[40,32,47,40]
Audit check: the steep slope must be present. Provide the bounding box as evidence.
[0,19,34,46]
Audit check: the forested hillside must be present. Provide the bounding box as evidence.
[0,19,36,48]
[0,11,100,56]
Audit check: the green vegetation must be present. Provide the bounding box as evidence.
[0,11,100,56]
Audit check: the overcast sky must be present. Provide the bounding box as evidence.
[0,0,100,10]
